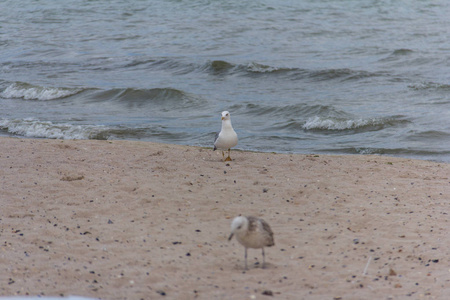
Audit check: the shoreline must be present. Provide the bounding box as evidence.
[1,134,448,164]
[1,137,448,299]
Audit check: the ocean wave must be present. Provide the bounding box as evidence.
[391,49,414,56]
[142,57,380,82]
[207,60,235,73]
[150,59,198,75]
[1,82,82,101]
[243,103,350,120]
[245,62,295,74]
[307,68,382,81]
[113,87,186,102]
[408,81,450,91]
[0,81,202,109]
[149,59,279,76]
[120,58,199,76]
[302,116,388,131]
[328,147,450,159]
[0,118,186,141]
[241,103,398,133]
[87,87,203,110]
[245,63,381,82]
[123,57,382,83]
[405,130,450,142]
[0,119,107,140]
[379,48,415,63]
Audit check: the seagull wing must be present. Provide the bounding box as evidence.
[213,132,219,150]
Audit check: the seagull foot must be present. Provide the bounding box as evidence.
[224,157,232,161]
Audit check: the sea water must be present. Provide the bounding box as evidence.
[1,0,449,162]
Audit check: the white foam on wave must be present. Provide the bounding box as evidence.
[303,116,381,131]
[246,62,281,73]
[1,83,81,101]
[0,118,105,140]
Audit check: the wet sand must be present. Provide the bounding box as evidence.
[0,137,449,299]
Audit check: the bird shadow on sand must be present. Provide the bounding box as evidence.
[231,261,275,272]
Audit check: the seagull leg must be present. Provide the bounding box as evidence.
[221,151,225,160]
[225,149,232,161]
[244,248,248,270]
[262,248,266,269]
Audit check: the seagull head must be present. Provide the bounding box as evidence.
[228,216,248,241]
[221,111,231,121]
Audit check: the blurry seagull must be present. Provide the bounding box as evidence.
[228,216,275,270]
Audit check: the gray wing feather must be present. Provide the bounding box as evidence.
[261,219,274,238]
[213,132,219,150]
[255,217,275,247]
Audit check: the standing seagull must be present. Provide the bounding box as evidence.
[214,111,238,161]
[228,216,275,270]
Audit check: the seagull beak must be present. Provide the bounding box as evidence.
[228,232,234,241]
[221,117,225,120]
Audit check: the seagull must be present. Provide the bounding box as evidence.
[214,111,238,161]
[228,216,275,270]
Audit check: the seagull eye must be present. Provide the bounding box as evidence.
[237,225,241,229]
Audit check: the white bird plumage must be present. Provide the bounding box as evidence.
[228,216,275,270]
[214,111,238,161]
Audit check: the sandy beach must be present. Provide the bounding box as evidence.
[0,137,448,299]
